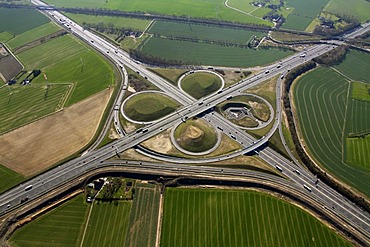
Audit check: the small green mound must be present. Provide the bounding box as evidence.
[124,93,179,122]
[174,119,218,153]
[181,72,222,99]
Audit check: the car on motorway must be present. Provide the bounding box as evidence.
[265,70,269,74]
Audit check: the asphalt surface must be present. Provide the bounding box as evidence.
[0,0,369,242]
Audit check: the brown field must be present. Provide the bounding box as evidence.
[0,46,23,82]
[0,89,111,176]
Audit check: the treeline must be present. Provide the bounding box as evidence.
[282,61,370,213]
[151,33,250,48]
[129,49,198,67]
[313,45,349,65]
[82,22,142,37]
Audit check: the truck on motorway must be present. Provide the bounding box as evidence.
[25,185,33,191]
[303,184,311,192]
[275,165,283,172]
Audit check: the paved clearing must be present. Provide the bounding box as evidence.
[0,90,111,176]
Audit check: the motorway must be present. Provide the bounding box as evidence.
[0,0,369,243]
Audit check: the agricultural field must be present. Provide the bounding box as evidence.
[6,22,60,49]
[0,90,111,176]
[324,0,370,22]
[0,84,70,134]
[174,119,218,153]
[333,49,370,84]
[149,68,188,85]
[161,188,351,247]
[140,37,293,67]
[81,201,131,247]
[283,0,330,31]
[181,72,222,99]
[44,0,271,26]
[351,82,370,101]
[227,0,293,19]
[0,32,13,43]
[148,21,266,45]
[0,51,23,82]
[17,34,115,106]
[346,135,370,169]
[293,66,370,196]
[0,164,23,194]
[64,13,151,31]
[9,195,88,247]
[125,183,160,247]
[123,92,180,122]
[0,8,49,35]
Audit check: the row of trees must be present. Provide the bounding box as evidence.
[313,45,349,65]
[82,22,142,37]
[129,49,198,67]
[282,61,370,213]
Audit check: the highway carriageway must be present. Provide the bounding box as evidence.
[1,159,369,245]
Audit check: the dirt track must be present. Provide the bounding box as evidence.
[0,89,111,176]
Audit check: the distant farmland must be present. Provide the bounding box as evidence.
[7,22,60,49]
[293,66,370,196]
[283,0,330,30]
[140,37,293,67]
[44,0,271,26]
[161,188,351,247]
[17,34,115,106]
[324,0,370,22]
[0,8,49,35]
[65,13,151,31]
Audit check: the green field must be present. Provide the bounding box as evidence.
[283,0,330,30]
[351,82,370,101]
[161,188,351,247]
[346,135,370,169]
[17,34,115,106]
[0,8,49,35]
[149,68,188,85]
[293,66,370,196]
[81,201,131,247]
[10,195,88,247]
[181,72,222,99]
[123,92,180,122]
[174,119,218,153]
[141,37,293,67]
[0,84,70,134]
[44,0,271,26]
[65,13,151,31]
[334,50,370,84]
[0,32,13,43]
[7,22,60,49]
[148,21,266,45]
[125,183,160,247]
[0,164,23,194]
[325,0,370,22]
